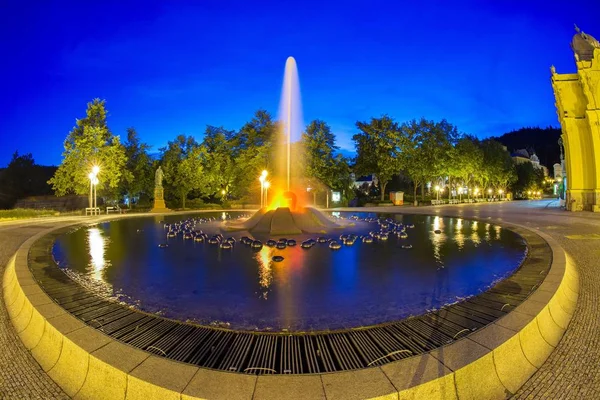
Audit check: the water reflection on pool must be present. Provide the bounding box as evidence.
[52,212,526,331]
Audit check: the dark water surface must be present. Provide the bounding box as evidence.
[52,212,526,331]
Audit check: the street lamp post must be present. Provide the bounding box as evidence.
[88,172,94,210]
[92,176,98,210]
[259,170,268,208]
[488,188,493,200]
[88,166,100,215]
[264,181,270,206]
[435,185,440,201]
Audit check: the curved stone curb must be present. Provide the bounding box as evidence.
[2,218,578,399]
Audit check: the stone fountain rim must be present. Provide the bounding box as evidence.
[2,210,577,399]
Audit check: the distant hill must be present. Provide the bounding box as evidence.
[493,127,562,169]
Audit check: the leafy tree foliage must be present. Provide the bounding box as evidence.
[480,139,517,190]
[400,118,457,202]
[159,135,209,208]
[201,126,239,198]
[449,135,483,198]
[353,116,405,200]
[233,110,278,199]
[514,162,545,196]
[121,127,154,207]
[301,120,351,201]
[48,99,128,197]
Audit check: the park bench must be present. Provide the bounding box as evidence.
[106,205,122,214]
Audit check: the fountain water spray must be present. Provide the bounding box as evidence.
[224,57,348,234]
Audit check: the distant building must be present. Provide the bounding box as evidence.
[350,174,378,193]
[511,149,549,176]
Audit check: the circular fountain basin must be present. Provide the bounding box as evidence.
[52,212,526,331]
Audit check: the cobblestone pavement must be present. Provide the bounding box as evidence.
[360,200,600,399]
[0,218,78,399]
[1,203,599,399]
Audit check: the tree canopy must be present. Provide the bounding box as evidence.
[353,116,404,200]
[37,97,538,210]
[48,99,128,196]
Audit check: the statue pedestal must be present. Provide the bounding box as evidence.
[150,187,171,213]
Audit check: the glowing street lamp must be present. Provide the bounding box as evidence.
[498,189,504,200]
[488,188,492,200]
[435,185,441,201]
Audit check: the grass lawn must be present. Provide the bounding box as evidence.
[0,208,63,221]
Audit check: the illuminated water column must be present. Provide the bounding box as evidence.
[287,64,292,191]
[277,56,304,198]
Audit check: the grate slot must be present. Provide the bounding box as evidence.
[301,336,320,374]
[328,333,364,370]
[201,331,235,368]
[347,330,387,366]
[280,335,303,374]
[218,334,254,373]
[168,328,213,363]
[402,319,453,347]
[368,327,420,360]
[424,312,477,335]
[145,324,196,356]
[112,317,159,340]
[451,304,500,324]
[87,309,134,329]
[245,335,278,375]
[101,313,148,335]
[126,320,178,348]
[74,304,123,322]
[314,335,336,372]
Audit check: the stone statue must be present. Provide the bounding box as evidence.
[558,137,564,161]
[155,166,164,188]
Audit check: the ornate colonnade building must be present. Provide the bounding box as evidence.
[552,27,600,211]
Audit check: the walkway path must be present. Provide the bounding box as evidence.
[0,217,82,399]
[0,201,599,398]
[350,200,600,399]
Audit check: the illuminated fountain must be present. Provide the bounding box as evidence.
[225,57,347,235]
[51,58,528,336]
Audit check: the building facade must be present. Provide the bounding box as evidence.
[511,149,549,176]
[551,27,600,212]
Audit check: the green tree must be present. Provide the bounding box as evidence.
[160,135,208,208]
[514,162,544,196]
[353,116,404,201]
[480,139,517,192]
[121,127,154,207]
[201,126,238,198]
[301,120,350,203]
[48,99,128,197]
[451,135,484,199]
[400,118,457,203]
[234,110,279,200]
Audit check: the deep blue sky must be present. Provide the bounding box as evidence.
[1,0,598,166]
